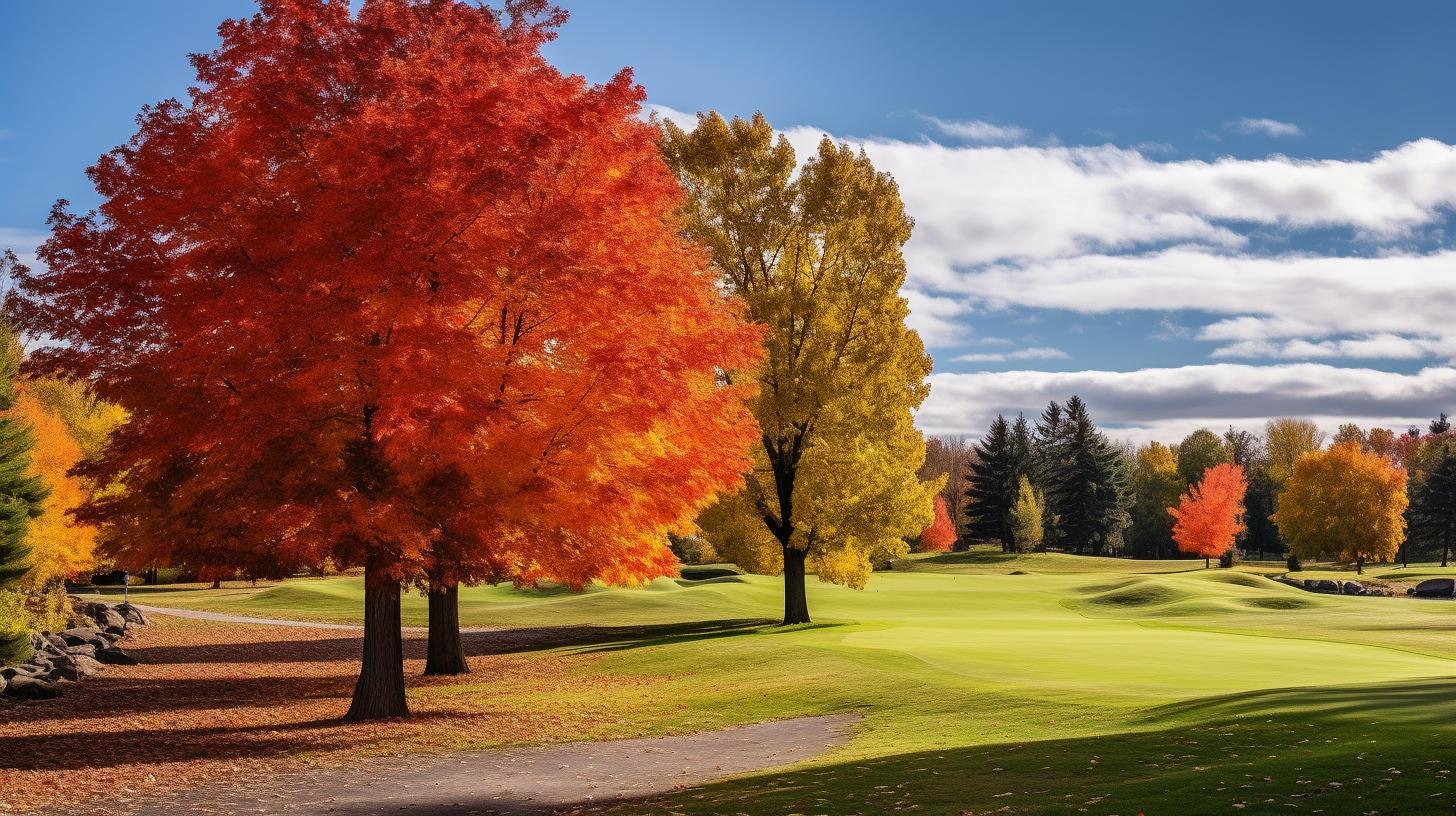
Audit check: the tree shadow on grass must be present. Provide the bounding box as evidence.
[572,675,1456,816]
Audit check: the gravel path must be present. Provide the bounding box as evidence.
[132,714,861,815]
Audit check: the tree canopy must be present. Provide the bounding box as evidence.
[6,0,761,718]
[1169,463,1247,566]
[1274,442,1407,573]
[663,112,936,624]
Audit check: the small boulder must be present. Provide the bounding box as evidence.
[1412,578,1456,598]
[95,646,137,666]
[115,603,150,625]
[4,674,61,700]
[1314,579,1340,594]
[61,627,106,647]
[66,643,98,659]
[72,655,105,677]
[1342,581,1365,595]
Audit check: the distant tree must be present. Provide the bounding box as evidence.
[1175,429,1230,486]
[1274,442,1407,574]
[1265,418,1326,488]
[1432,413,1452,435]
[1032,401,1068,546]
[1222,427,1260,467]
[1367,427,1398,460]
[0,319,48,661]
[1332,423,1368,449]
[1009,475,1045,553]
[1169,463,1247,568]
[1243,467,1281,561]
[965,415,1025,548]
[1042,397,1131,554]
[917,495,957,553]
[1128,441,1184,559]
[1409,443,1456,567]
[920,436,973,539]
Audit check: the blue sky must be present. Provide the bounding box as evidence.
[5,1,1456,441]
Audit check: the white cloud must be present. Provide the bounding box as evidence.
[1227,117,1303,138]
[955,346,1070,363]
[918,114,1030,144]
[643,103,700,132]
[920,364,1451,442]
[0,227,47,270]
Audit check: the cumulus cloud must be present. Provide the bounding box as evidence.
[918,114,1030,144]
[920,364,1448,443]
[955,346,1069,363]
[649,105,1456,436]
[1227,117,1303,138]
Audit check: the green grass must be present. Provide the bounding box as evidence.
[95,552,1456,815]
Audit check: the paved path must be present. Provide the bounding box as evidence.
[132,714,861,815]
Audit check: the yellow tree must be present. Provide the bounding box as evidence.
[10,392,99,587]
[1009,475,1044,553]
[664,113,937,624]
[1273,442,1407,574]
[1265,418,1326,488]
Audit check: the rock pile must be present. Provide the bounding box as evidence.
[1,598,148,701]
[1276,576,1399,597]
[1408,577,1456,598]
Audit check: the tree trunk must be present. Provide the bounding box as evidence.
[1356,557,1364,575]
[782,546,810,625]
[1204,556,1210,569]
[345,558,408,721]
[424,579,469,676]
[1444,538,1450,568]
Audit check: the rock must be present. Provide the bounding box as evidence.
[1342,581,1365,595]
[1314,579,1341,594]
[1412,578,1456,598]
[115,603,150,625]
[61,627,106,647]
[48,662,81,682]
[72,655,105,677]
[95,646,137,666]
[72,600,127,631]
[65,643,97,659]
[4,674,61,700]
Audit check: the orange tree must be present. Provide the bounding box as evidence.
[1273,442,1407,574]
[6,0,760,719]
[1168,462,1247,568]
[917,495,956,553]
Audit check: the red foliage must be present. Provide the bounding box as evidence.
[918,495,956,552]
[6,0,762,592]
[1168,462,1247,562]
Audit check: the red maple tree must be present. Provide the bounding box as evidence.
[918,495,956,553]
[6,0,761,719]
[1168,462,1248,567]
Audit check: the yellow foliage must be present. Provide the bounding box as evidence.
[665,113,937,592]
[12,393,99,587]
[1273,441,1406,568]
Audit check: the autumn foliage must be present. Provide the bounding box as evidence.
[1168,463,1247,565]
[8,392,99,587]
[918,495,956,553]
[1274,442,1407,573]
[6,0,760,718]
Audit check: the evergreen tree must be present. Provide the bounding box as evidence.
[1043,396,1132,554]
[1033,401,1068,546]
[0,317,50,659]
[1410,443,1456,567]
[1432,413,1452,436]
[965,415,1028,547]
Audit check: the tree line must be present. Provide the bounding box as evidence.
[949,402,1455,574]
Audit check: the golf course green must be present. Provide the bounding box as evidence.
[100,551,1456,815]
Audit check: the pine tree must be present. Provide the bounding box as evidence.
[1033,401,1068,546]
[0,316,50,660]
[1410,444,1456,567]
[1044,397,1132,554]
[965,415,1026,547]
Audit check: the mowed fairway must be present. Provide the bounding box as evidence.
[98,553,1456,815]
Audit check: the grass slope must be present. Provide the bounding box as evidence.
[96,554,1456,815]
